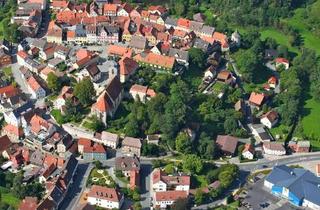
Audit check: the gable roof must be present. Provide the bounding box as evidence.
[216,135,238,154]
[119,57,139,76]
[155,190,188,202]
[115,156,140,171]
[88,185,122,202]
[122,137,141,148]
[133,52,175,69]
[0,135,12,153]
[262,110,278,123]
[249,92,265,106]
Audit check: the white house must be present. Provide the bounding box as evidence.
[27,76,46,99]
[260,110,279,129]
[87,185,124,209]
[242,143,254,160]
[117,3,131,17]
[129,84,156,103]
[263,142,286,156]
[151,168,190,193]
[98,131,119,149]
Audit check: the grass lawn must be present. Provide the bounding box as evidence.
[50,109,64,125]
[0,187,21,208]
[269,124,291,142]
[87,168,116,187]
[191,175,208,188]
[301,97,320,150]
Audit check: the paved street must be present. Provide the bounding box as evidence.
[60,163,93,210]
[11,63,30,95]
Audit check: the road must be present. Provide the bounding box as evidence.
[60,163,93,210]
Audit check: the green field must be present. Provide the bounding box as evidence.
[301,98,320,149]
[0,186,21,208]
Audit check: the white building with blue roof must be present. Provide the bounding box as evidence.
[264,165,320,209]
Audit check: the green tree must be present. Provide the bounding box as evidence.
[175,132,192,154]
[74,78,96,106]
[171,198,190,210]
[182,155,203,174]
[188,48,206,68]
[194,189,205,205]
[47,72,61,93]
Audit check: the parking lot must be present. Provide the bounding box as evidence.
[243,178,309,210]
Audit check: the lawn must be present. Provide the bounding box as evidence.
[269,124,291,142]
[87,168,116,187]
[0,186,21,208]
[301,97,320,150]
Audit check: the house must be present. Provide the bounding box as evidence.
[87,185,124,209]
[0,135,13,156]
[3,101,33,127]
[129,35,147,53]
[275,57,289,70]
[104,4,118,16]
[18,197,38,210]
[242,143,255,160]
[234,99,245,114]
[260,110,279,129]
[0,49,12,68]
[263,142,286,156]
[122,137,141,157]
[164,17,177,29]
[98,25,119,43]
[231,30,241,47]
[154,191,188,209]
[151,168,190,192]
[2,124,24,142]
[100,131,119,149]
[47,21,63,44]
[193,13,205,23]
[193,38,211,53]
[84,64,102,83]
[27,76,46,99]
[78,138,92,154]
[216,135,238,156]
[17,50,29,66]
[176,18,190,32]
[249,92,265,108]
[217,70,234,85]
[107,45,132,58]
[265,49,278,60]
[204,65,217,79]
[189,21,203,36]
[117,3,133,17]
[146,134,161,145]
[200,25,215,38]
[133,52,176,71]
[118,56,139,83]
[148,5,167,16]
[288,141,310,153]
[168,48,189,66]
[54,86,78,112]
[250,124,274,142]
[264,165,320,209]
[115,155,140,177]
[54,45,71,60]
[91,76,123,125]
[267,76,278,89]
[83,142,107,161]
[129,84,156,103]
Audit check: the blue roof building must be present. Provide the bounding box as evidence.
[264,165,320,209]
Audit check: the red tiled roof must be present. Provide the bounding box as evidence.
[177,18,190,29]
[146,88,156,97]
[0,135,12,152]
[130,84,148,94]
[104,4,117,12]
[148,5,167,14]
[0,85,19,98]
[51,0,68,8]
[78,138,92,147]
[17,50,29,60]
[212,32,228,45]
[88,185,122,202]
[243,143,254,154]
[83,143,106,154]
[108,45,132,58]
[133,52,175,69]
[262,110,278,123]
[27,76,42,92]
[275,57,289,64]
[155,190,188,202]
[268,76,277,84]
[18,197,38,210]
[249,92,265,106]
[3,125,24,137]
[119,57,139,76]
